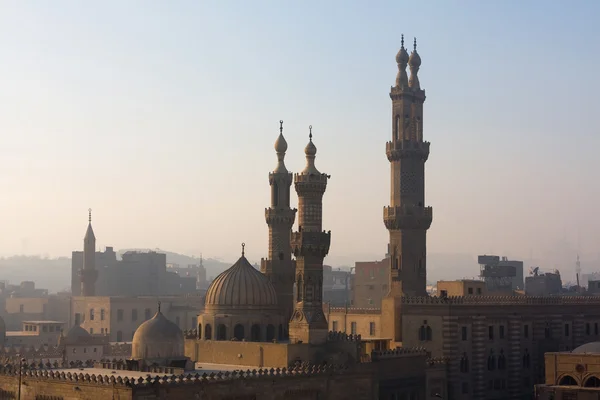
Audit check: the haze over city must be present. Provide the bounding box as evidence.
[1,1,599,278]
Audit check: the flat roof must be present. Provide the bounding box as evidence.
[22,321,65,324]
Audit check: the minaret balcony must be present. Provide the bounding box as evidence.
[383,205,432,230]
[265,208,297,225]
[269,172,293,185]
[386,140,430,161]
[291,231,331,258]
[293,173,329,192]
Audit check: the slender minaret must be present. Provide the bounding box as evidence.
[261,121,297,325]
[384,36,432,297]
[79,208,98,296]
[289,126,331,345]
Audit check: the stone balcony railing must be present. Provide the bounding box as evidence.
[290,231,331,258]
[383,205,432,230]
[265,207,297,225]
[385,140,430,161]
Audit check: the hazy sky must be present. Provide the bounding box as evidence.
[0,1,599,268]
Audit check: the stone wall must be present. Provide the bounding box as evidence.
[187,340,292,367]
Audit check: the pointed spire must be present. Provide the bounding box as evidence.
[84,209,96,241]
[241,243,246,257]
[273,120,289,173]
[302,125,320,175]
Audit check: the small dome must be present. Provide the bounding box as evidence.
[66,325,91,341]
[305,139,317,157]
[572,342,600,354]
[396,46,409,65]
[274,133,288,153]
[132,309,184,360]
[205,253,278,309]
[409,50,421,68]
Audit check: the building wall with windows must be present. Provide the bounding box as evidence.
[71,296,203,342]
[437,280,487,297]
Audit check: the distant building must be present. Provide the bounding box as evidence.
[323,266,353,306]
[353,258,389,308]
[5,320,65,347]
[437,279,487,297]
[525,270,562,296]
[3,294,70,331]
[478,255,524,292]
[588,280,600,295]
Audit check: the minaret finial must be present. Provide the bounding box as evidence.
[401,34,404,48]
[157,301,161,312]
[309,125,313,141]
[242,242,245,257]
[279,120,283,135]
[88,208,92,224]
[413,37,417,51]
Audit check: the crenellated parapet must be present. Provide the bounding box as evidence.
[0,363,352,387]
[427,356,449,367]
[294,173,329,196]
[386,140,429,161]
[371,347,429,361]
[401,295,600,306]
[291,231,331,258]
[384,205,432,230]
[183,329,198,339]
[265,207,297,225]
[328,307,382,315]
[327,331,362,342]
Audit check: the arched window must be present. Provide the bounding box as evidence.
[558,375,577,386]
[395,115,401,141]
[498,350,506,370]
[585,376,600,387]
[251,324,261,342]
[487,350,496,371]
[460,353,469,373]
[198,323,202,339]
[205,324,212,340]
[418,326,426,341]
[522,349,530,368]
[116,331,123,342]
[426,326,432,341]
[278,324,284,341]
[266,324,276,341]
[217,324,227,340]
[234,324,245,340]
[272,182,279,207]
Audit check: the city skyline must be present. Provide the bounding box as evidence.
[1,1,599,270]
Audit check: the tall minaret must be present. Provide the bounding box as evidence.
[384,36,432,297]
[289,127,331,345]
[79,208,98,296]
[261,121,297,325]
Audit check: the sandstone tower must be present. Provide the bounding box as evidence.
[79,208,97,296]
[289,127,331,345]
[261,121,297,327]
[384,37,432,297]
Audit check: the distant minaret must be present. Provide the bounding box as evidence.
[384,36,432,297]
[289,126,331,345]
[261,121,297,326]
[79,209,98,296]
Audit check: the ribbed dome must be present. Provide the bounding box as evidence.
[132,309,184,360]
[572,342,600,354]
[205,255,277,308]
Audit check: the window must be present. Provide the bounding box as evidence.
[100,309,105,321]
[83,348,87,354]
[370,322,376,336]
[498,350,506,370]
[564,323,570,337]
[440,290,448,297]
[524,325,529,338]
[89,328,94,334]
[43,326,48,333]
[488,326,494,340]
[332,321,338,332]
[131,309,138,322]
[351,322,357,335]
[586,323,591,335]
[499,325,505,339]
[487,350,496,371]
[460,353,469,373]
[523,349,531,368]
[468,288,473,295]
[476,288,482,295]
[368,299,373,305]
[461,382,469,394]
[117,309,124,322]
[145,308,151,320]
[419,325,432,341]
[461,326,468,341]
[93,347,97,353]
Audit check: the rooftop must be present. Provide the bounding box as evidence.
[22,321,65,324]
